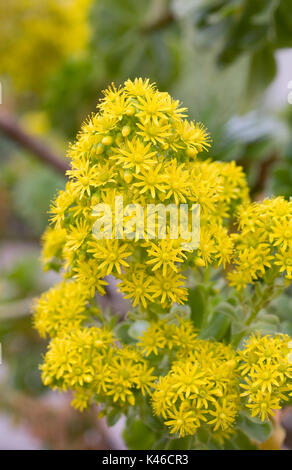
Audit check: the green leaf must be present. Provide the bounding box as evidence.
[231,324,248,347]
[281,321,292,337]
[231,430,257,450]
[252,0,280,25]
[196,426,210,445]
[257,312,280,326]
[106,408,122,427]
[285,394,292,407]
[275,0,292,46]
[199,301,239,340]
[166,436,194,450]
[188,285,207,329]
[236,412,273,443]
[123,419,155,450]
[214,301,241,321]
[199,311,230,341]
[247,45,277,99]
[115,322,136,344]
[249,320,279,335]
[258,312,280,323]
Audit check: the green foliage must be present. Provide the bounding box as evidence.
[90,0,181,88]
[0,316,46,396]
[270,108,292,198]
[44,56,103,138]
[44,0,182,137]
[123,419,156,450]
[236,412,273,443]
[188,285,207,329]
[10,163,65,235]
[194,0,292,94]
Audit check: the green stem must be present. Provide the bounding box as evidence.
[233,269,285,347]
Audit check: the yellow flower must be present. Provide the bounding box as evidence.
[33,281,90,338]
[133,362,156,395]
[105,349,155,406]
[136,118,172,146]
[65,219,91,252]
[151,332,242,438]
[245,392,281,421]
[208,399,238,431]
[238,334,292,420]
[240,362,284,395]
[137,317,197,357]
[67,160,116,198]
[99,84,132,120]
[275,247,292,279]
[41,226,67,265]
[145,239,186,275]
[165,405,204,437]
[40,326,114,390]
[39,78,260,313]
[163,160,190,204]
[111,137,156,173]
[270,218,292,250]
[136,92,173,124]
[124,78,155,97]
[88,239,132,276]
[214,228,234,268]
[174,120,210,152]
[138,322,168,356]
[151,269,188,305]
[49,185,75,226]
[0,0,92,92]
[73,258,108,296]
[198,227,218,265]
[133,164,165,199]
[171,361,207,397]
[118,268,155,308]
[172,319,198,351]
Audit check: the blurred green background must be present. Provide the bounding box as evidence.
[0,0,292,449]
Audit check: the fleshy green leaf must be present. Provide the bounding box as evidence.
[199,311,230,340]
[188,285,207,329]
[236,412,273,443]
[123,419,155,450]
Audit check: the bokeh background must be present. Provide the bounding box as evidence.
[0,0,292,449]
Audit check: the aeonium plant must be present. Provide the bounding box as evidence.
[33,79,292,450]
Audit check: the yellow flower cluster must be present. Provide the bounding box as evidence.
[42,78,252,312]
[227,197,292,289]
[140,319,292,437]
[1,0,92,91]
[34,79,292,444]
[239,334,292,421]
[38,313,291,438]
[41,79,292,307]
[151,347,239,437]
[138,317,198,356]
[33,281,91,338]
[41,326,156,411]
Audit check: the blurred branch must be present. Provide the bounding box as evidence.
[0,388,122,450]
[0,112,69,174]
[0,298,32,320]
[253,152,278,198]
[141,9,175,33]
